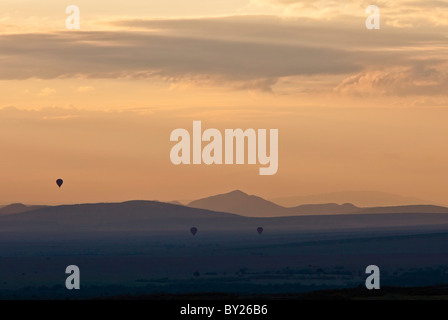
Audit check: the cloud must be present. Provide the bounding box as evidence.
[252,0,369,16]
[0,26,362,92]
[244,0,448,28]
[403,0,448,8]
[41,115,80,120]
[38,87,56,96]
[0,13,447,94]
[77,86,95,92]
[335,60,448,96]
[232,78,279,92]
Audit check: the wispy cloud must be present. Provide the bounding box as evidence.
[0,26,362,91]
[335,60,448,96]
[38,87,56,96]
[77,86,95,92]
[1,11,447,95]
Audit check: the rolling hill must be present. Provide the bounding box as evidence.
[0,203,47,216]
[188,190,360,217]
[0,200,242,233]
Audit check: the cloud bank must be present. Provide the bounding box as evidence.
[1,11,447,95]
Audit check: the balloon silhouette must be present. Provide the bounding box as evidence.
[257,227,263,235]
[190,227,198,236]
[56,179,63,188]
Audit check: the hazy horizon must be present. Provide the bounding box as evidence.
[0,188,443,208]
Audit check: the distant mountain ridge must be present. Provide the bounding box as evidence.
[272,190,433,207]
[0,200,241,233]
[1,199,448,236]
[4,190,447,220]
[0,203,47,216]
[358,205,448,214]
[188,190,448,217]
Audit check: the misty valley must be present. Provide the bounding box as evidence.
[1,231,448,299]
[1,192,448,299]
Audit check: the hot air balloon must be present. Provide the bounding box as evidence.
[56,179,63,188]
[257,227,263,235]
[190,227,198,236]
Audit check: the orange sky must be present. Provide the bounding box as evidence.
[1,0,448,205]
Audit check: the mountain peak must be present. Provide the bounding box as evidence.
[188,190,284,217]
[188,191,365,217]
[225,190,248,196]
